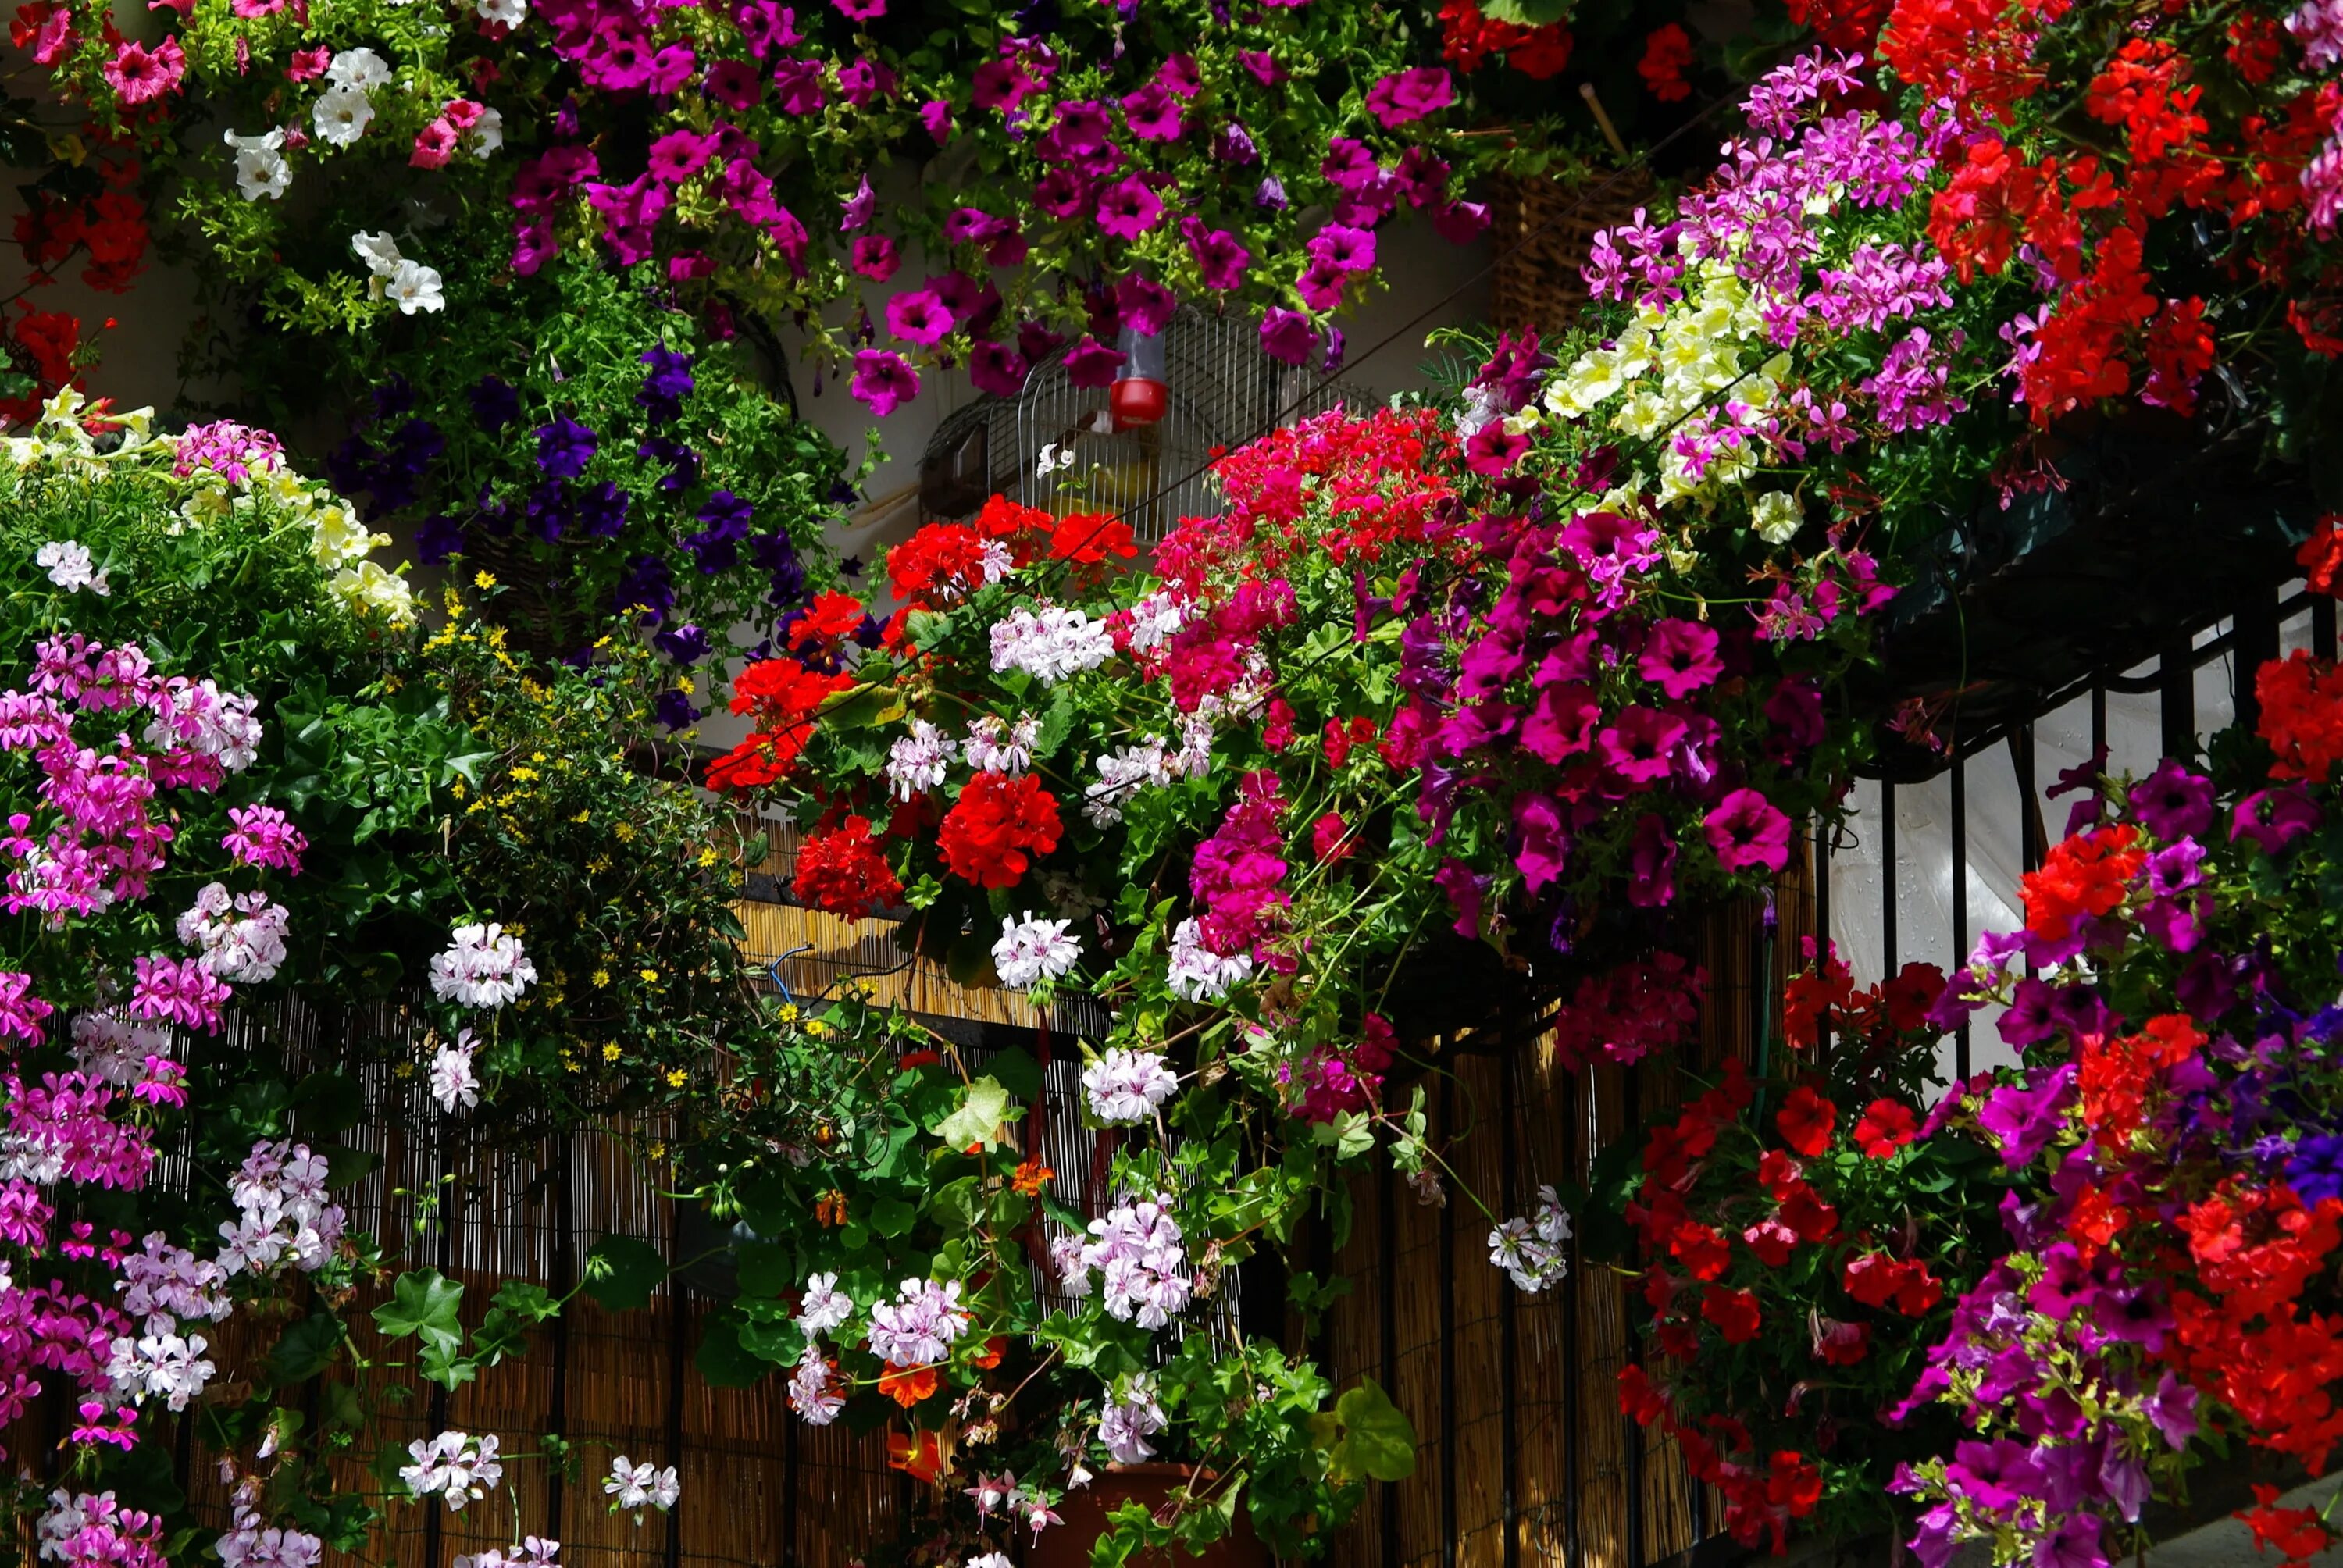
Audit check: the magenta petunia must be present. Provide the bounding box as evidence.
[1182,219,1251,290]
[1514,794,1571,893]
[968,340,1032,397]
[1704,787,1793,873]
[1463,422,1529,477]
[1121,82,1183,141]
[1061,336,1123,388]
[1597,707,1688,786]
[1627,813,1678,907]
[1095,177,1164,241]
[1521,682,1601,764]
[1258,308,1317,366]
[1365,66,1454,127]
[851,234,900,282]
[831,0,883,17]
[704,58,761,109]
[1116,273,1178,337]
[919,98,953,143]
[884,290,956,346]
[646,128,718,185]
[772,56,826,115]
[850,349,920,417]
[1638,619,1724,698]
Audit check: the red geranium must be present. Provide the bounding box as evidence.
[792,815,904,918]
[937,772,1062,889]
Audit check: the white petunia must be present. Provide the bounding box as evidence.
[477,0,526,22]
[324,47,391,91]
[311,86,374,147]
[385,259,445,315]
[466,107,504,157]
[350,231,403,277]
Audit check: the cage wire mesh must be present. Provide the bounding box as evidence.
[918,305,1376,541]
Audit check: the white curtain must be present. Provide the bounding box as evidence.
[1825,588,2317,1078]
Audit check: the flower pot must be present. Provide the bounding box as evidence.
[1024,1463,1266,1568]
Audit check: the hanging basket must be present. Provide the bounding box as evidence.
[1484,166,1657,343]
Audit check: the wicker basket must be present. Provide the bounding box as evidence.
[1484,166,1658,340]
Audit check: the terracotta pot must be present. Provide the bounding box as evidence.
[1024,1463,1266,1568]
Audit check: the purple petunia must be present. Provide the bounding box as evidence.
[534,415,597,479]
[1095,177,1164,241]
[2129,758,2216,841]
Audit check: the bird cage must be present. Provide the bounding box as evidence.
[915,306,1377,541]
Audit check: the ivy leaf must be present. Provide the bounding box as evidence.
[933,1075,1014,1151]
[267,1311,345,1387]
[1328,1377,1418,1483]
[418,1338,479,1392]
[695,1313,772,1389]
[372,1270,464,1358]
[584,1235,668,1312]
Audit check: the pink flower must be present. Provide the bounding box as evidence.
[919,98,952,142]
[1627,813,1678,907]
[223,805,306,874]
[850,350,919,417]
[1597,707,1688,786]
[969,340,1030,397]
[411,117,458,169]
[1464,422,1529,476]
[102,36,184,105]
[1704,788,1792,874]
[1182,218,1250,290]
[850,234,900,282]
[1637,619,1724,698]
[884,289,955,346]
[831,0,883,16]
[0,973,52,1046]
[1365,66,1454,127]
[1258,308,1317,366]
[1094,177,1164,241]
[129,956,232,1032]
[1061,336,1122,389]
[705,59,761,109]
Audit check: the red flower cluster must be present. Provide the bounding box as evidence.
[2259,649,2343,782]
[2244,1485,2336,1568]
[2017,821,2143,938]
[1614,1364,1828,1554]
[885,495,1057,608]
[2075,1013,2203,1152]
[792,814,904,918]
[1435,0,1572,79]
[1782,944,1945,1052]
[1156,407,1457,593]
[1549,952,1706,1069]
[1637,23,1695,102]
[705,657,854,791]
[1842,1249,1942,1314]
[1889,0,2342,423]
[936,772,1062,889]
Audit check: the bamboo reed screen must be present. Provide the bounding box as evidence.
[4,822,1810,1568]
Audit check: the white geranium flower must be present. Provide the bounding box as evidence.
[311,86,374,148]
[476,0,526,22]
[35,540,106,594]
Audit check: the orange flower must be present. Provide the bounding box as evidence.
[1011,1158,1053,1197]
[886,1427,945,1484]
[878,1362,940,1409]
[970,1335,1007,1370]
[814,1190,848,1227]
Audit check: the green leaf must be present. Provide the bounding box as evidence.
[869,1196,916,1237]
[694,1313,772,1389]
[267,1311,344,1386]
[294,1073,366,1135]
[418,1338,479,1392]
[1329,1378,1418,1482]
[583,1235,669,1312]
[735,1239,794,1298]
[987,1044,1043,1103]
[933,1075,1014,1151]
[372,1270,464,1357]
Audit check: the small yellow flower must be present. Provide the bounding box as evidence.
[647,1141,667,1160]
[602,1042,623,1062]
[777,1003,801,1024]
[614,822,638,843]
[474,570,497,590]
[639,967,660,983]
[697,847,719,868]
[665,1069,687,1089]
[572,809,590,824]
[592,968,611,989]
